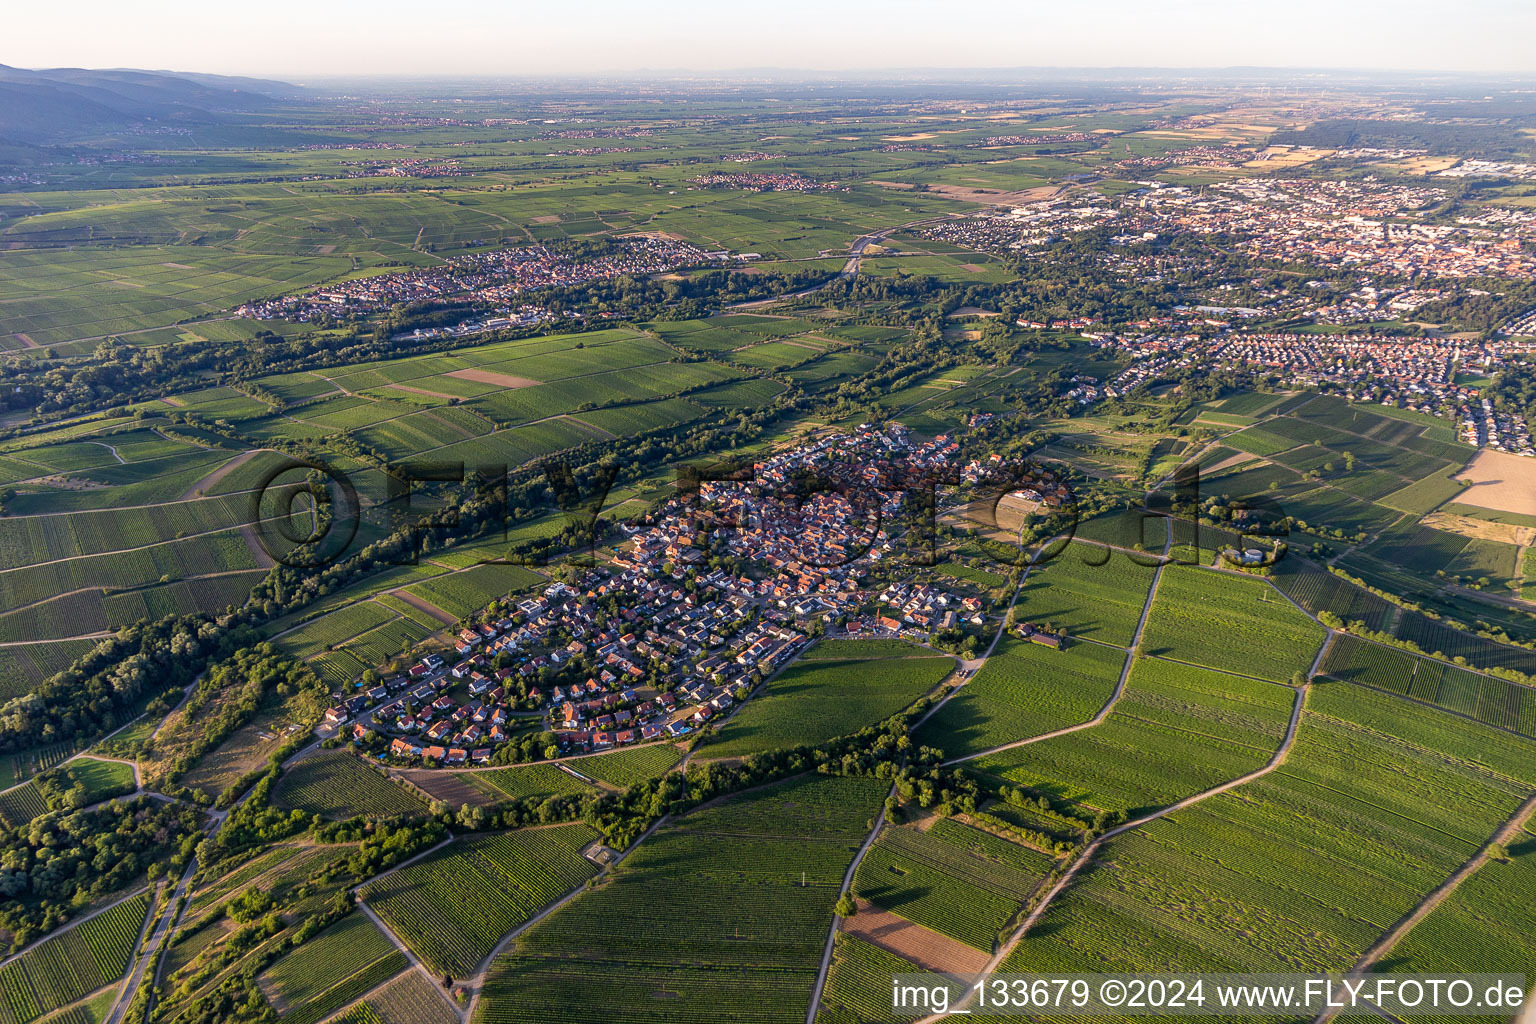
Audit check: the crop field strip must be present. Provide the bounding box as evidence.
[1318,633,1535,738]
[1138,566,1325,684]
[271,751,429,820]
[915,637,1127,758]
[184,844,305,919]
[256,911,408,1024]
[0,891,151,1024]
[565,745,684,788]
[851,818,1055,951]
[1364,821,1536,1011]
[476,773,890,1024]
[817,935,950,1024]
[362,823,601,978]
[0,304,901,649]
[465,764,599,804]
[1011,542,1158,647]
[329,969,459,1024]
[982,684,1536,1011]
[967,657,1297,816]
[705,642,954,758]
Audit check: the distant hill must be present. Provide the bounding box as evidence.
[0,64,304,145]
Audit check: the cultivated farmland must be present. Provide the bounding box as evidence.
[271,751,429,820]
[705,643,954,757]
[255,912,407,1024]
[0,892,150,1024]
[1139,567,1325,683]
[969,657,1295,814]
[916,638,1126,757]
[363,824,601,978]
[852,818,1054,951]
[475,774,889,1024]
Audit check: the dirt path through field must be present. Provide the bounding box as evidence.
[915,682,1310,1024]
[179,448,272,500]
[1312,793,1536,1024]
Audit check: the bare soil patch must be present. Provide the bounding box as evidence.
[394,590,456,625]
[397,768,498,807]
[840,900,991,973]
[868,180,916,190]
[446,368,542,389]
[1455,450,1536,517]
[13,333,37,348]
[948,306,1000,318]
[1424,510,1536,547]
[925,183,1063,206]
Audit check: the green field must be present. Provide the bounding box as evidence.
[272,751,429,820]
[705,644,954,757]
[476,773,888,1024]
[915,638,1126,758]
[969,657,1295,814]
[851,818,1054,951]
[1012,542,1158,647]
[363,824,601,978]
[0,892,150,1024]
[565,745,684,789]
[1001,684,1536,978]
[1139,568,1325,683]
[467,764,597,804]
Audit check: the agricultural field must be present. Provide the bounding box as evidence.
[1318,634,1534,737]
[271,751,429,820]
[398,564,544,621]
[564,745,684,789]
[818,935,948,1024]
[704,643,954,758]
[1012,542,1159,647]
[915,638,1126,758]
[1368,823,1536,991]
[475,774,889,1024]
[255,912,407,1024]
[7,83,1536,1021]
[1000,685,1536,979]
[968,657,1296,814]
[0,782,50,830]
[1139,567,1325,683]
[0,892,150,1024]
[329,970,459,1024]
[851,818,1054,951]
[362,824,601,978]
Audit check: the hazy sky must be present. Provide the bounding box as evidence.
[10,0,1536,79]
